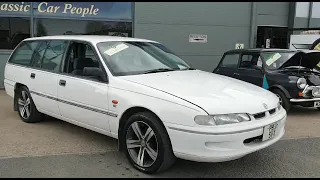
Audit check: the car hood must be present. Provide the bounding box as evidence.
[280,50,320,69]
[119,70,278,115]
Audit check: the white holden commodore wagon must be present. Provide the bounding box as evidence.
[4,35,287,174]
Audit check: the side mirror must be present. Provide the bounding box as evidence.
[83,67,107,82]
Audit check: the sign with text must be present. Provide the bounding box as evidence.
[0,2,31,16]
[0,2,132,21]
[235,43,244,49]
[189,34,207,43]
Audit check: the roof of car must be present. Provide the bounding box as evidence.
[24,35,158,44]
[225,48,297,54]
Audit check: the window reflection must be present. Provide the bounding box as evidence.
[34,18,132,37]
[0,17,30,49]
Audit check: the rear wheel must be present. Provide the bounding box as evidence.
[272,89,291,112]
[122,111,176,174]
[16,86,43,123]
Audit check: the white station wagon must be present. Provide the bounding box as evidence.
[4,35,287,174]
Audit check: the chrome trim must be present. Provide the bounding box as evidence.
[30,91,118,117]
[290,98,320,102]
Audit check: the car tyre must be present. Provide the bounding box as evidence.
[272,89,291,112]
[122,111,176,174]
[16,86,43,123]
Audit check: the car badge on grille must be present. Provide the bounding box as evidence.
[263,103,268,109]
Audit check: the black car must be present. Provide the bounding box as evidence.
[213,48,320,112]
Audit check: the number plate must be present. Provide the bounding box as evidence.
[314,101,320,107]
[262,122,279,141]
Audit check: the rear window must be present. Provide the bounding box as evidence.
[9,41,40,66]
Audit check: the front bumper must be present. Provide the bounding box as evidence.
[290,98,320,102]
[165,109,286,163]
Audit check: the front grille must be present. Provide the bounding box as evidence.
[253,112,266,119]
[269,108,276,115]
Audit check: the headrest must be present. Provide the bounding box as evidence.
[73,58,95,70]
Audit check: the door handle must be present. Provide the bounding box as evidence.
[234,73,240,76]
[59,80,66,86]
[30,73,35,79]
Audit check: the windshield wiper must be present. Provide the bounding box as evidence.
[143,68,176,74]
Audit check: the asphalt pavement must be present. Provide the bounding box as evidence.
[0,137,319,178]
[0,90,319,178]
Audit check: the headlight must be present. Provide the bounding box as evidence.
[312,87,320,97]
[194,113,251,126]
[297,78,307,89]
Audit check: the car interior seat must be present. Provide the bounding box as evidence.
[71,57,96,76]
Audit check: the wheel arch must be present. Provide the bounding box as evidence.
[117,106,171,151]
[13,82,28,111]
[268,85,291,99]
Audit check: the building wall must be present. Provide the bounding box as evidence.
[0,2,297,88]
[256,2,289,27]
[293,2,320,29]
[134,2,290,72]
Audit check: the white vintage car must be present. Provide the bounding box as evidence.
[4,35,286,174]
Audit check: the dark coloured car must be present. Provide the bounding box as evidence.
[213,48,320,112]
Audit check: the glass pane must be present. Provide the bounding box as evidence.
[33,41,48,68]
[221,54,239,68]
[41,40,68,72]
[97,41,190,76]
[9,41,39,66]
[34,18,132,37]
[0,17,30,49]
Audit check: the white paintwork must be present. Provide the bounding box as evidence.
[4,35,287,163]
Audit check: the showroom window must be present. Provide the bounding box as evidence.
[0,17,30,50]
[33,19,132,37]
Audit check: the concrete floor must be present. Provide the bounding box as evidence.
[0,90,319,177]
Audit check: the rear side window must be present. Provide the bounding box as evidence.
[41,40,68,72]
[32,40,68,72]
[221,54,239,68]
[8,41,40,66]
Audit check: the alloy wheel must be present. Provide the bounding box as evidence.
[126,121,158,168]
[18,90,31,119]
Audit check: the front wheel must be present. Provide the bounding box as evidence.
[122,111,176,174]
[272,89,291,112]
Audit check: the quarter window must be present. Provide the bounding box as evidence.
[221,54,239,68]
[8,41,40,66]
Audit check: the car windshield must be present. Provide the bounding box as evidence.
[96,41,191,76]
[261,51,297,70]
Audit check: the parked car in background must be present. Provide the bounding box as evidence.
[4,36,286,174]
[213,48,320,112]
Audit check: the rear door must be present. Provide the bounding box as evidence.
[236,52,264,87]
[214,53,240,78]
[29,40,69,116]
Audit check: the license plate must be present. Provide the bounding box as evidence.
[314,101,320,107]
[262,122,279,141]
